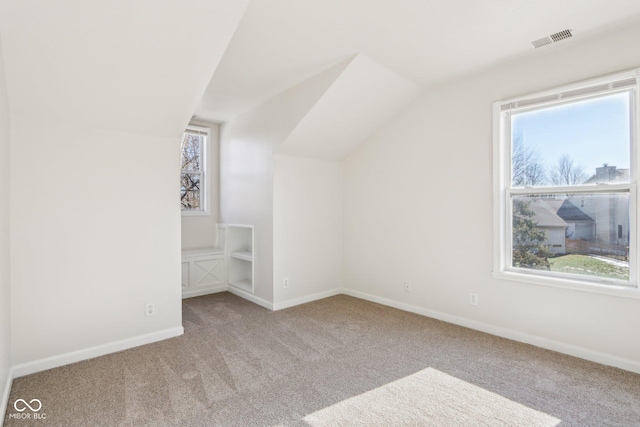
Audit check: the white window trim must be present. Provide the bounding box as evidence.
[492,68,640,299]
[181,124,210,216]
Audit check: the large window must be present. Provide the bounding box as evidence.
[180,126,209,214]
[493,70,639,295]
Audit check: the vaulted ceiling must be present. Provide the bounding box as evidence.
[1,0,640,154]
[0,0,249,136]
[196,0,640,124]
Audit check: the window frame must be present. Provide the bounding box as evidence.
[493,69,640,299]
[180,125,209,216]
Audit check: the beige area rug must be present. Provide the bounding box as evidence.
[304,368,559,426]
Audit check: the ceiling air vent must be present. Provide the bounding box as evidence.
[550,29,572,42]
[531,29,573,48]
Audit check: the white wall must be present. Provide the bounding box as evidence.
[0,32,12,411]
[220,117,275,304]
[343,23,640,369]
[10,117,182,365]
[0,0,249,371]
[273,155,343,305]
[220,63,350,305]
[278,54,421,160]
[0,0,250,137]
[181,121,220,250]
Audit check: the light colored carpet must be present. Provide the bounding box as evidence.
[303,368,560,426]
[4,292,640,426]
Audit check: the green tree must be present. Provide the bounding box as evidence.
[512,200,552,269]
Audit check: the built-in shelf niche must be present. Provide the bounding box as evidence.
[226,224,254,294]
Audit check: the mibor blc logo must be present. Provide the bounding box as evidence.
[8,398,46,420]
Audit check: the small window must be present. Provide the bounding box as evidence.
[180,126,209,214]
[494,70,638,294]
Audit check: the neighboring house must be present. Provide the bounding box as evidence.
[569,164,630,246]
[583,163,629,184]
[547,199,595,241]
[526,199,568,254]
[527,165,629,254]
[568,193,629,246]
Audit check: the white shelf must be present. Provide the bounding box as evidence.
[226,225,254,294]
[229,279,252,293]
[230,251,253,261]
[182,246,225,257]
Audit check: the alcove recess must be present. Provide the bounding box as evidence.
[226,224,254,293]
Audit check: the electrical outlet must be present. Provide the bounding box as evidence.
[145,303,155,317]
[283,277,290,288]
[404,281,411,292]
[469,293,478,306]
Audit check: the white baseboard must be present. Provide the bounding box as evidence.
[227,287,274,311]
[273,288,342,311]
[12,326,184,378]
[1,367,13,427]
[342,288,640,375]
[6,285,638,400]
[182,285,228,299]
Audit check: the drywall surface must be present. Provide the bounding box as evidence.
[278,54,421,160]
[343,23,640,367]
[0,33,12,406]
[0,0,249,136]
[2,0,250,368]
[181,121,220,250]
[220,117,275,304]
[219,62,351,305]
[10,117,183,365]
[273,155,343,303]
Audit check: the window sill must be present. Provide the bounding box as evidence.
[493,270,640,299]
[181,210,210,217]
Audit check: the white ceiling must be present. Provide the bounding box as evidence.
[0,0,249,136]
[277,54,421,160]
[196,0,640,123]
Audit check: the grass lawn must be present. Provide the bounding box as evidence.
[549,254,628,281]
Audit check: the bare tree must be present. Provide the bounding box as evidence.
[549,154,587,185]
[180,133,203,209]
[512,130,546,186]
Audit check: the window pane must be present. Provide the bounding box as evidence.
[511,193,629,282]
[511,92,630,187]
[180,173,201,210]
[181,191,201,210]
[180,134,202,171]
[180,173,200,191]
